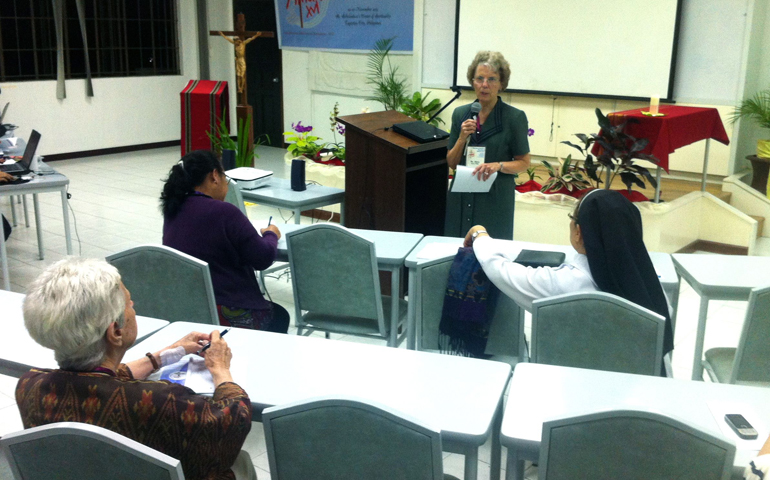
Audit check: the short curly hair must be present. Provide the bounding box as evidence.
[466,51,511,90]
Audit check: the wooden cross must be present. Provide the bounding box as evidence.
[210,13,274,166]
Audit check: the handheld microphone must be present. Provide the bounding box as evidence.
[469,102,482,134]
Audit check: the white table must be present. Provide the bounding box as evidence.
[264,222,424,347]
[501,363,770,480]
[128,321,511,480]
[240,178,345,225]
[671,254,770,381]
[404,236,681,350]
[0,173,73,290]
[0,290,169,377]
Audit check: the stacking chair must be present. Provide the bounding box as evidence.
[1,422,184,480]
[106,244,219,325]
[531,291,665,376]
[415,254,526,366]
[286,224,407,347]
[263,396,458,480]
[224,178,248,216]
[703,285,770,385]
[539,410,735,480]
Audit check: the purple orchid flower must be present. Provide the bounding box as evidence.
[336,124,346,136]
[528,128,535,137]
[292,122,313,134]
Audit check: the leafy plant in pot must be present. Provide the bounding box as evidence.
[729,87,770,159]
[207,109,267,168]
[539,155,592,198]
[560,108,660,202]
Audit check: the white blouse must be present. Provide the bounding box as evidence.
[472,236,599,311]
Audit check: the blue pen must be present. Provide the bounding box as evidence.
[268,216,272,227]
[197,328,230,354]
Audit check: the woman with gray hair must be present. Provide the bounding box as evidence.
[16,257,257,480]
[445,50,531,240]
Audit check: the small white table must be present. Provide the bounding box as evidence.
[0,173,73,290]
[240,178,345,225]
[671,253,770,380]
[128,321,511,480]
[404,236,681,350]
[265,223,424,347]
[501,363,770,480]
[0,290,169,377]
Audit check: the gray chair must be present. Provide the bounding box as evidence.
[415,254,526,366]
[224,178,248,216]
[539,409,735,480]
[286,224,407,347]
[106,244,219,325]
[703,285,770,385]
[1,422,184,480]
[531,291,665,376]
[263,396,457,480]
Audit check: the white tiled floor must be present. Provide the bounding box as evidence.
[0,146,765,479]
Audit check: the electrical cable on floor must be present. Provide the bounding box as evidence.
[65,184,83,256]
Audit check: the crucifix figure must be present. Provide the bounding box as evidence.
[210,13,275,164]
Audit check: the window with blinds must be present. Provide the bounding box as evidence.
[0,0,179,82]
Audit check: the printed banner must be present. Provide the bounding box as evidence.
[275,0,414,52]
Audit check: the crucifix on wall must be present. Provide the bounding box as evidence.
[210,13,274,163]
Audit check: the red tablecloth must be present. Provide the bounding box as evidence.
[594,105,729,173]
[180,80,229,156]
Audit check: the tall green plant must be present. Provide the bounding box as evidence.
[729,89,770,130]
[207,109,267,168]
[366,38,408,111]
[400,91,445,127]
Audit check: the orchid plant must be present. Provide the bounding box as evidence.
[284,121,325,159]
[327,102,346,161]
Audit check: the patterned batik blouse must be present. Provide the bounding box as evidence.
[16,365,252,480]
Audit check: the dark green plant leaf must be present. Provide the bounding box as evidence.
[561,141,585,154]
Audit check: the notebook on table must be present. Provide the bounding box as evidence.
[0,130,41,174]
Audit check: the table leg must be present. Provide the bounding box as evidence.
[490,398,503,480]
[293,207,301,224]
[22,195,29,227]
[10,196,18,227]
[0,219,9,290]
[390,267,399,347]
[339,199,345,226]
[690,295,710,381]
[464,445,478,480]
[33,194,44,260]
[407,267,417,350]
[654,166,662,203]
[670,276,682,334]
[60,188,72,254]
[701,139,711,192]
[505,450,525,480]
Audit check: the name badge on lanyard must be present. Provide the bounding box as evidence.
[466,146,486,168]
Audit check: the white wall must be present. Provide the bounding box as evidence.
[0,0,204,156]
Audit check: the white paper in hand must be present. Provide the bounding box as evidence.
[451,165,497,193]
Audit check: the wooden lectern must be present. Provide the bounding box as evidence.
[337,111,449,235]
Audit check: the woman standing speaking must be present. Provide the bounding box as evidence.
[445,51,531,240]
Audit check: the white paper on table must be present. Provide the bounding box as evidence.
[416,242,463,261]
[707,401,767,451]
[451,165,497,193]
[1,159,17,165]
[155,354,215,395]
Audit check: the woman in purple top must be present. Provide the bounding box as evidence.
[161,150,289,333]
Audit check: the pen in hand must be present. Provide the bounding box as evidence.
[267,216,272,227]
[197,328,230,354]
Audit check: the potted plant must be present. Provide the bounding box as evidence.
[729,87,770,195]
[400,91,445,127]
[730,87,770,158]
[207,109,267,168]
[366,37,408,112]
[515,166,542,193]
[539,155,592,198]
[560,108,659,202]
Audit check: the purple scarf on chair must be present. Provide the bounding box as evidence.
[439,247,498,357]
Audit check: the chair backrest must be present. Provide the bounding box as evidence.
[263,396,444,480]
[1,422,184,480]
[224,179,248,216]
[417,255,525,363]
[539,410,735,480]
[106,244,219,325]
[731,285,770,383]
[531,291,665,376]
[286,224,386,335]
